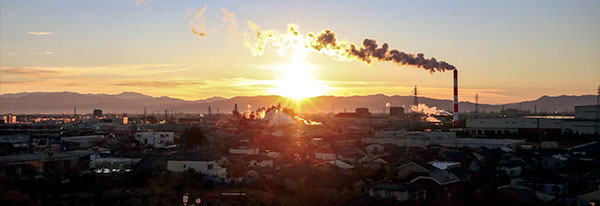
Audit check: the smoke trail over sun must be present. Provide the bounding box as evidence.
[245,22,456,73]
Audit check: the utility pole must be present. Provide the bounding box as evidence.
[165,109,168,122]
[596,85,599,135]
[475,93,479,115]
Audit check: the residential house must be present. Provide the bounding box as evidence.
[397,161,438,180]
[244,154,274,168]
[410,170,462,203]
[366,181,426,202]
[166,153,227,178]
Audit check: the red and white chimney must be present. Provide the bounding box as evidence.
[453,69,459,123]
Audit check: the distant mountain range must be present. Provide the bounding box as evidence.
[0,91,597,114]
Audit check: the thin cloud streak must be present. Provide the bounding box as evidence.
[0,67,62,77]
[27,32,53,36]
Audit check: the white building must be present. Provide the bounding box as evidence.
[466,105,600,136]
[363,131,524,149]
[166,153,226,178]
[135,132,174,148]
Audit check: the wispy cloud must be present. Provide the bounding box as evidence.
[189,5,208,38]
[136,0,152,6]
[0,67,62,77]
[27,32,53,36]
[115,80,205,88]
[37,51,55,55]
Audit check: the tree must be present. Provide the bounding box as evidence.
[181,126,207,149]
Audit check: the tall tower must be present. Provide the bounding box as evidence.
[413,85,419,107]
[453,69,459,123]
[208,106,212,116]
[144,107,147,124]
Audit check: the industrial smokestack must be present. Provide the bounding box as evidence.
[453,69,459,124]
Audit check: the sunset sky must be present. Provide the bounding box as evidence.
[1,0,599,104]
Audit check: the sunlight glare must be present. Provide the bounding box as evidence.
[269,55,329,100]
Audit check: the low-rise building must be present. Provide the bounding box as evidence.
[135,132,174,148]
[0,150,93,177]
[61,135,104,148]
[466,105,600,136]
[366,181,426,202]
[363,130,524,149]
[243,155,274,168]
[228,146,259,155]
[166,153,226,178]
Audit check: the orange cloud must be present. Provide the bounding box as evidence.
[189,5,208,38]
[0,67,62,77]
[136,0,152,6]
[27,32,53,36]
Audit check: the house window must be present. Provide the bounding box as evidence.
[207,164,213,170]
[183,164,187,168]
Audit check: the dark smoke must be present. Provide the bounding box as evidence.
[309,29,456,72]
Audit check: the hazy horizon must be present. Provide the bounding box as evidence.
[1,90,597,105]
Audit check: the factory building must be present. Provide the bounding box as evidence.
[389,107,405,117]
[362,130,524,149]
[93,109,103,118]
[466,105,600,136]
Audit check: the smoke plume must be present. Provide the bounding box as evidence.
[189,5,208,38]
[221,8,240,42]
[410,103,451,116]
[245,23,455,73]
[242,104,322,126]
[409,103,451,123]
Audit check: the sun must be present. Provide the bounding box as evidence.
[269,56,329,100]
